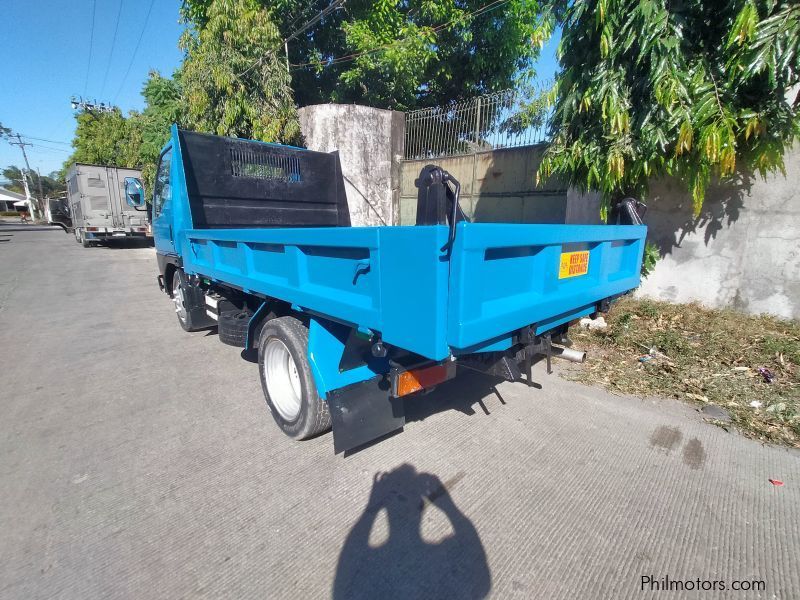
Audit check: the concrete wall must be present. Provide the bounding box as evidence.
[637,146,800,320]
[399,145,568,224]
[565,189,603,224]
[298,104,404,226]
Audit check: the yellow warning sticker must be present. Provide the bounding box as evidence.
[559,251,590,279]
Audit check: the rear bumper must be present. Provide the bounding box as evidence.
[84,227,149,238]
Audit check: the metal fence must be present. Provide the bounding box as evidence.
[403,88,550,160]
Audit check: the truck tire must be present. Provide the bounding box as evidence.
[171,269,197,332]
[258,316,331,440]
[218,310,251,347]
[79,229,91,248]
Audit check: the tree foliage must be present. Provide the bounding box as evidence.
[180,0,300,143]
[182,0,550,110]
[2,166,66,198]
[65,71,183,193]
[131,71,185,188]
[539,0,800,216]
[67,109,143,170]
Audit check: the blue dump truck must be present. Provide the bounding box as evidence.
[123,125,647,453]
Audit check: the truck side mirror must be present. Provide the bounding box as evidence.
[124,177,145,208]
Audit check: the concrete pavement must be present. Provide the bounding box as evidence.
[1,225,798,599]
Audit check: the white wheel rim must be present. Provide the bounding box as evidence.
[263,338,302,421]
[172,276,187,322]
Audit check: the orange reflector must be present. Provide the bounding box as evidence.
[396,364,449,397]
[86,227,98,231]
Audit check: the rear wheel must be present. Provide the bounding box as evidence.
[258,316,331,440]
[79,229,91,248]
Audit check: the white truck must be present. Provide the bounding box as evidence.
[66,163,149,247]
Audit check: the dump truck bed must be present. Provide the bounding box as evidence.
[181,222,646,361]
[152,126,649,452]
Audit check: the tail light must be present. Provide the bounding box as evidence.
[394,362,455,397]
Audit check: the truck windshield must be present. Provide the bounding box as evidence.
[153,149,172,217]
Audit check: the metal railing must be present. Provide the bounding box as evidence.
[403,88,550,160]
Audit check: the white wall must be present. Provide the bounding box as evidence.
[637,146,800,319]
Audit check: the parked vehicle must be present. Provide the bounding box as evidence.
[44,195,72,232]
[128,125,647,453]
[66,164,149,247]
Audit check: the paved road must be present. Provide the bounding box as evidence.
[1,225,798,599]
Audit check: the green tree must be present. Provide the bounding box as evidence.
[538,0,800,216]
[182,0,551,110]
[130,70,185,190]
[66,108,143,170]
[2,166,66,198]
[180,0,300,143]
[64,71,184,195]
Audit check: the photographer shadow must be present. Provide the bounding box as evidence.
[333,463,491,600]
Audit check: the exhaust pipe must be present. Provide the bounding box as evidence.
[552,345,587,363]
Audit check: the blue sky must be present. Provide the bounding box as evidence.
[533,29,561,84]
[0,0,184,175]
[1,0,560,177]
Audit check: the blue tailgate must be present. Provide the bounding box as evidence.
[446,222,647,352]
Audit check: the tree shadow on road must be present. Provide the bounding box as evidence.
[333,463,491,600]
[0,225,60,232]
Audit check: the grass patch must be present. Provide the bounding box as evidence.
[568,297,800,448]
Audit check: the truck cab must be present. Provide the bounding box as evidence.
[151,145,176,255]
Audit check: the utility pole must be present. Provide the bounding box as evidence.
[36,167,46,217]
[18,176,31,204]
[9,133,40,219]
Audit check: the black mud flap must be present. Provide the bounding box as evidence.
[177,272,216,328]
[328,377,405,454]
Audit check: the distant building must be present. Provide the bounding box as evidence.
[0,187,27,211]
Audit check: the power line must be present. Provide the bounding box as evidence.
[284,0,328,35]
[100,0,125,98]
[6,132,72,153]
[289,0,510,71]
[45,113,76,141]
[26,143,72,154]
[18,135,71,146]
[239,0,346,77]
[284,0,346,43]
[283,0,346,71]
[112,0,156,105]
[84,0,97,96]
